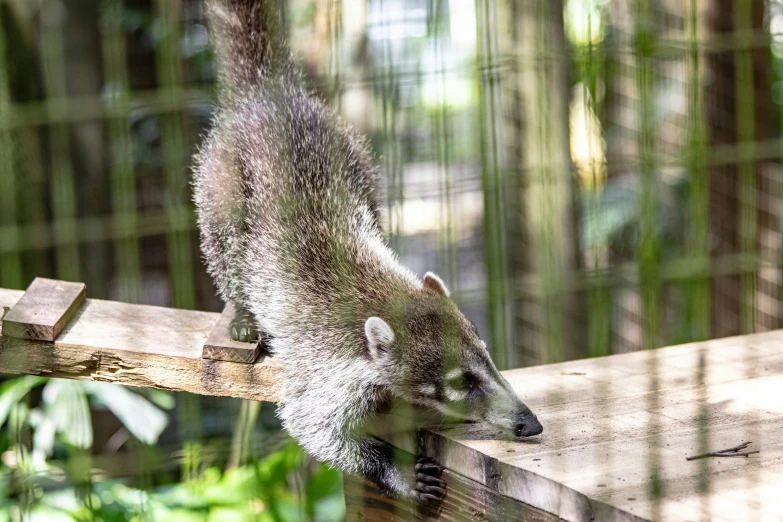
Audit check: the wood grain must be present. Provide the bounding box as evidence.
[0,289,282,402]
[202,302,261,363]
[417,333,783,522]
[344,469,563,522]
[2,278,86,341]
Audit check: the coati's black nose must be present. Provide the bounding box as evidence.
[514,414,544,437]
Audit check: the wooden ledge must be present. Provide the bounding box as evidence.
[367,331,783,521]
[0,289,282,402]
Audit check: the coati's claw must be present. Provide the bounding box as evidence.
[418,484,446,495]
[416,492,442,504]
[417,473,444,484]
[415,459,443,475]
[414,457,446,505]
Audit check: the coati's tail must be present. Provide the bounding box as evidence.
[205,0,297,102]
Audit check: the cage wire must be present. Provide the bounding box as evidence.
[0,0,778,515]
[3,0,778,367]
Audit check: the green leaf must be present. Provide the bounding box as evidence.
[138,388,175,410]
[0,376,47,428]
[312,493,346,522]
[156,510,208,522]
[202,465,258,505]
[25,505,75,522]
[43,380,92,449]
[31,414,56,461]
[209,506,251,522]
[306,464,341,502]
[82,382,168,445]
[151,483,209,510]
[8,402,30,439]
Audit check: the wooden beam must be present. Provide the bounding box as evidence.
[0,289,282,402]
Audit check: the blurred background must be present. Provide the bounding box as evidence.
[0,0,781,519]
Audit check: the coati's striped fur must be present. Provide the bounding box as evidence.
[193,0,543,505]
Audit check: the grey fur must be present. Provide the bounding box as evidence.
[193,0,542,504]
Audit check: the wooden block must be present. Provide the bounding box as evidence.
[202,302,261,364]
[2,278,86,341]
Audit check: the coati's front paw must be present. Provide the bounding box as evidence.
[414,457,446,506]
[229,313,259,343]
[230,323,258,343]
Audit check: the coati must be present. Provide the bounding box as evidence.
[193,0,543,505]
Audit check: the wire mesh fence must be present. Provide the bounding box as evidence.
[0,0,779,518]
[2,0,779,368]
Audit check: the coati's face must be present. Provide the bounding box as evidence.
[365,272,543,438]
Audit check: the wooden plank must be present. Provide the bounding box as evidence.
[344,469,562,522]
[502,331,783,410]
[421,391,780,521]
[202,302,261,363]
[412,332,783,522]
[2,278,86,341]
[0,289,282,402]
[367,415,604,522]
[583,421,783,522]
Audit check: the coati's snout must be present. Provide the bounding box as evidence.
[513,409,544,437]
[482,375,543,438]
[363,271,544,439]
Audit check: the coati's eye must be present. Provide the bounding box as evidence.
[446,372,479,392]
[446,376,468,392]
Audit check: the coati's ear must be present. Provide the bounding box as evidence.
[365,316,395,360]
[423,272,450,297]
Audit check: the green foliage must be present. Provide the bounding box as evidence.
[0,377,47,429]
[82,383,169,446]
[0,377,344,521]
[0,378,172,463]
[0,439,343,522]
